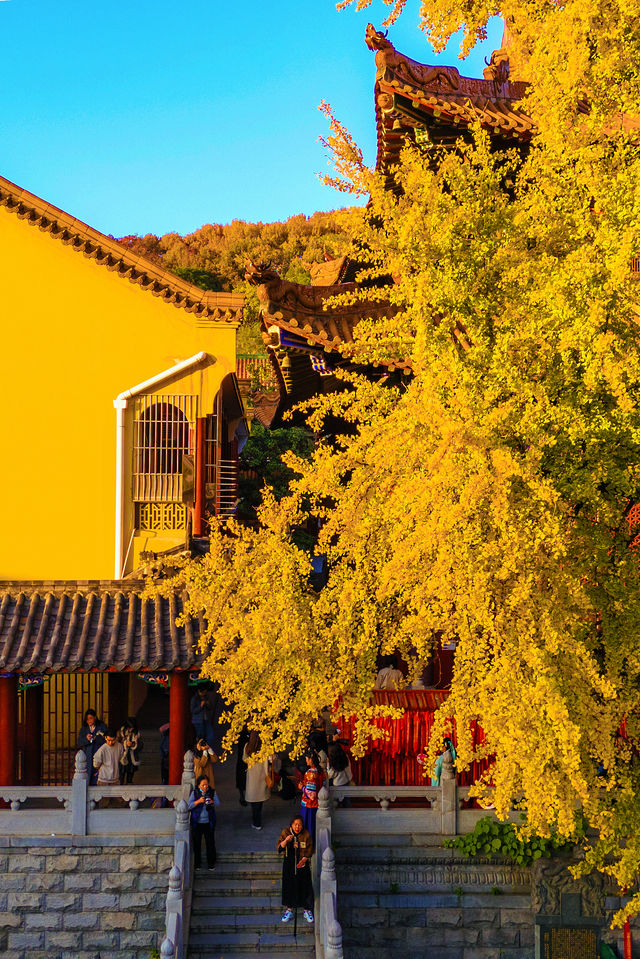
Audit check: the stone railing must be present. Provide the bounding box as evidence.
[315,786,344,959]
[329,752,509,836]
[0,748,196,836]
[316,754,516,957]
[159,799,192,959]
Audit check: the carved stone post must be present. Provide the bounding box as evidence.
[71,750,88,836]
[317,784,330,821]
[322,846,337,883]
[440,749,457,835]
[165,865,183,959]
[181,750,195,790]
[175,799,191,887]
[326,918,344,959]
[160,939,175,959]
[167,865,182,904]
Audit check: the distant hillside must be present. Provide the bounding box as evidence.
[117,208,359,352]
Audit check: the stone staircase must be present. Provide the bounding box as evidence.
[187,851,315,958]
[334,834,533,959]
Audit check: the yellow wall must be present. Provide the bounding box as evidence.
[0,205,238,580]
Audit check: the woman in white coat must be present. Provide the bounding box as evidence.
[243,730,272,830]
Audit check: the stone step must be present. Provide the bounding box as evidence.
[188,951,315,959]
[195,862,281,880]
[335,949,444,959]
[191,893,282,913]
[187,931,314,952]
[216,851,281,863]
[191,876,281,895]
[190,912,315,934]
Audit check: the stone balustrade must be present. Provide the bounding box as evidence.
[160,799,192,959]
[0,749,196,837]
[329,754,510,837]
[315,785,344,959]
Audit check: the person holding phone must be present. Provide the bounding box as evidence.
[193,738,218,789]
[277,814,314,924]
[187,774,218,870]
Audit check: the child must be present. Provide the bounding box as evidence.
[93,727,124,787]
[298,750,323,842]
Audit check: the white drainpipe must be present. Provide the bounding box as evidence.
[113,351,212,579]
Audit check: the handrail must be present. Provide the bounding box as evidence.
[315,786,344,959]
[160,799,192,959]
[0,749,197,837]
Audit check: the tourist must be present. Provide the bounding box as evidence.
[193,738,218,788]
[159,722,170,785]
[93,727,125,804]
[236,725,249,806]
[374,654,404,690]
[327,742,352,787]
[277,814,314,925]
[243,730,272,831]
[77,708,107,785]
[327,742,353,807]
[431,737,457,787]
[118,717,143,785]
[307,721,329,771]
[320,706,339,741]
[187,774,218,870]
[298,750,322,842]
[190,686,215,744]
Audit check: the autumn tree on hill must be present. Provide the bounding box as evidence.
[118,210,359,352]
[154,0,640,918]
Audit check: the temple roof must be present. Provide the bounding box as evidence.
[0,583,203,673]
[246,262,409,373]
[0,175,244,324]
[244,261,410,418]
[365,24,533,177]
[308,255,361,287]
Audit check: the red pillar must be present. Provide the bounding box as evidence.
[0,675,18,786]
[193,417,206,537]
[168,671,189,785]
[22,684,43,786]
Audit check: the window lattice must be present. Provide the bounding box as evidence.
[133,394,197,502]
[136,502,188,531]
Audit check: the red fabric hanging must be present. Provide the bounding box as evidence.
[337,698,493,786]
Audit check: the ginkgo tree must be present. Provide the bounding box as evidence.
[156,0,640,919]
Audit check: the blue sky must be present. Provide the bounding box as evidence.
[0,1,503,236]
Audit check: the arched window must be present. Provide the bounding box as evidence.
[133,394,195,501]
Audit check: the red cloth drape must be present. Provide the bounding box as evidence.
[336,694,492,786]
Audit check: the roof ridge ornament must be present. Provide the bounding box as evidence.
[365,23,393,53]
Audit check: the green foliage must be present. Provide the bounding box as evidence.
[444,817,569,867]
[238,422,315,522]
[172,266,223,291]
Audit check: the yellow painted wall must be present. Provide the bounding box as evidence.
[0,205,238,580]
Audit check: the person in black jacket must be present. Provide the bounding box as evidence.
[76,709,107,785]
[187,775,217,869]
